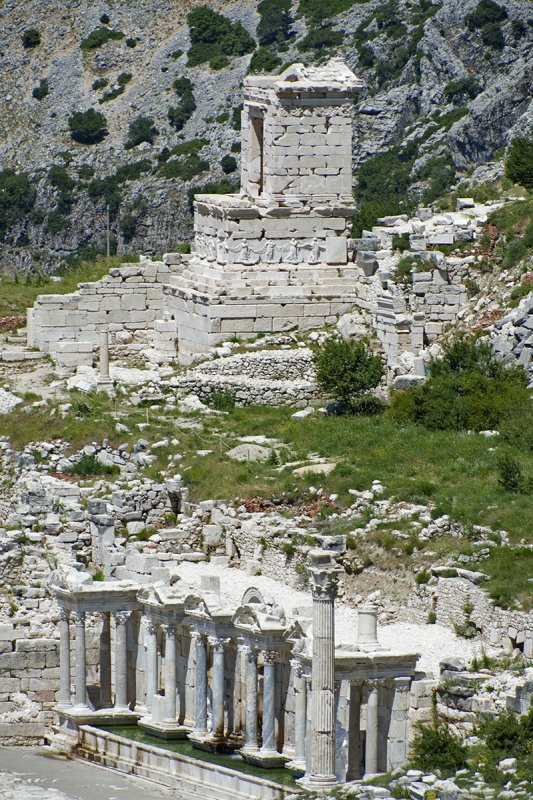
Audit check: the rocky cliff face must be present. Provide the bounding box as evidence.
[0,0,531,272]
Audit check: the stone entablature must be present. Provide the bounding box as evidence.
[50,557,418,783]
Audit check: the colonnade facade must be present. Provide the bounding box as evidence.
[52,563,418,783]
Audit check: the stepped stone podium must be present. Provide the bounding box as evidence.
[165,59,363,363]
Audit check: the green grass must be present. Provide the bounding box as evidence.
[0,255,139,318]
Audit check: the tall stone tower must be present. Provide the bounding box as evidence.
[166,59,363,363]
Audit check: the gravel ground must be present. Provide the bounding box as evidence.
[0,388,22,414]
[174,561,477,676]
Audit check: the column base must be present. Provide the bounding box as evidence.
[241,748,289,769]
[189,731,236,753]
[298,774,338,793]
[139,717,191,739]
[285,758,306,777]
[57,706,139,726]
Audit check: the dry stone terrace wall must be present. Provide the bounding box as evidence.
[28,259,171,359]
[176,348,317,407]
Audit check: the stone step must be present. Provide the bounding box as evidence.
[0,349,46,362]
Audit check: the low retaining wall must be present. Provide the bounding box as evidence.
[77,725,295,800]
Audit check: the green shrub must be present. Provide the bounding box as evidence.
[186,6,255,67]
[168,76,196,131]
[170,138,208,157]
[32,79,49,100]
[410,723,469,774]
[435,108,468,131]
[0,170,36,242]
[357,44,375,68]
[80,27,125,50]
[257,0,293,46]
[169,48,183,59]
[392,233,410,252]
[209,389,236,411]
[511,19,527,39]
[160,154,209,181]
[501,237,527,268]
[48,166,76,192]
[466,0,507,30]
[505,136,533,191]
[463,277,480,297]
[126,37,138,48]
[389,335,529,432]
[249,46,282,73]
[497,453,526,493]
[444,76,480,102]
[313,338,383,413]
[125,115,158,149]
[87,175,122,212]
[283,540,296,557]
[46,212,70,233]
[65,453,119,476]
[415,570,430,585]
[221,154,237,174]
[114,160,152,183]
[297,24,343,52]
[298,0,360,23]
[187,179,239,210]
[232,104,243,131]
[209,54,230,70]
[120,212,137,241]
[22,29,41,48]
[395,256,419,283]
[92,77,108,90]
[480,21,505,49]
[427,610,437,624]
[100,14,110,24]
[476,708,533,769]
[68,109,108,144]
[353,144,417,235]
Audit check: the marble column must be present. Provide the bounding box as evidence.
[100,331,110,380]
[58,608,71,707]
[347,683,362,781]
[114,610,130,711]
[365,679,379,776]
[72,610,88,709]
[194,633,208,735]
[302,549,339,790]
[210,636,225,740]
[292,659,307,766]
[99,611,112,708]
[163,623,177,722]
[260,650,277,754]
[144,618,158,714]
[244,645,258,751]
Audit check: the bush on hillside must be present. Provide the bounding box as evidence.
[168,77,196,131]
[444,77,480,102]
[0,170,36,242]
[505,136,533,191]
[313,338,383,413]
[466,0,507,30]
[389,335,529,432]
[257,0,293,46]
[125,116,158,149]
[298,0,360,23]
[22,29,41,48]
[221,154,237,174]
[159,154,209,181]
[249,47,282,73]
[297,24,343,52]
[32,79,49,100]
[80,27,125,50]
[186,7,255,67]
[410,723,469,775]
[480,21,505,49]
[474,708,533,781]
[68,109,108,144]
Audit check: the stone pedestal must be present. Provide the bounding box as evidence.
[300,550,339,791]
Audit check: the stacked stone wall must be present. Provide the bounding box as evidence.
[28,261,171,359]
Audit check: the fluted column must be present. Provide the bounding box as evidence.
[210,636,225,740]
[72,610,88,709]
[194,633,208,735]
[365,679,379,776]
[163,623,177,722]
[260,650,277,754]
[292,659,307,765]
[302,549,339,790]
[99,611,112,708]
[243,645,258,751]
[114,610,130,710]
[58,608,71,707]
[144,618,158,714]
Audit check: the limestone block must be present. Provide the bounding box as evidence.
[122,293,147,311]
[325,237,348,264]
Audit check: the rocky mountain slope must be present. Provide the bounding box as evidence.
[0,0,531,272]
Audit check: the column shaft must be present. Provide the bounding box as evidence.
[293,662,307,763]
[114,611,130,710]
[310,594,336,778]
[145,619,158,714]
[260,652,276,753]
[365,680,379,776]
[244,647,258,750]
[58,609,71,706]
[99,612,112,708]
[194,634,208,734]
[73,610,88,709]
[164,624,177,721]
[211,638,225,740]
